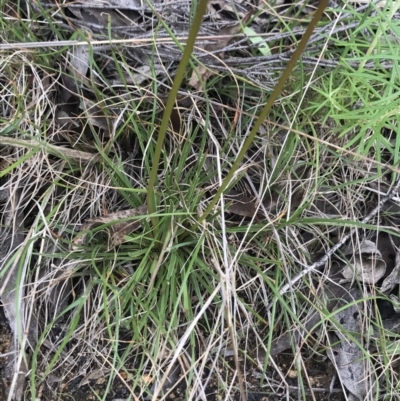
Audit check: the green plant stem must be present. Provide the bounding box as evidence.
[197,0,330,224]
[147,0,210,232]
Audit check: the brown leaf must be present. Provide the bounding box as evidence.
[3,0,19,19]
[208,0,250,19]
[189,64,213,91]
[79,368,108,387]
[0,137,98,163]
[80,98,119,134]
[225,190,261,221]
[0,157,14,172]
[62,40,90,102]
[72,205,148,249]
[189,11,253,90]
[204,11,253,53]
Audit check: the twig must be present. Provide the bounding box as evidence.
[0,33,290,51]
[276,176,400,298]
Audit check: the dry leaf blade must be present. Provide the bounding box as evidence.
[72,205,148,249]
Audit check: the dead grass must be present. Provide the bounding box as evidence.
[1,0,400,401]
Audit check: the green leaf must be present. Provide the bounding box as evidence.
[243,27,271,56]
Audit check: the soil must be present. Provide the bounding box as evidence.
[0,302,345,401]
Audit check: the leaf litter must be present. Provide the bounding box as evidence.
[189,11,253,91]
[1,0,400,400]
[72,205,148,249]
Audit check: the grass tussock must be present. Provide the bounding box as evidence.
[1,0,400,400]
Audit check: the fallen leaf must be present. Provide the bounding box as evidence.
[327,288,376,401]
[381,248,400,293]
[80,98,113,131]
[62,40,90,102]
[79,368,108,387]
[112,65,165,86]
[0,136,98,163]
[341,239,386,284]
[208,0,252,16]
[72,205,148,249]
[189,64,213,91]
[70,44,90,77]
[224,190,261,221]
[56,110,80,129]
[189,11,253,90]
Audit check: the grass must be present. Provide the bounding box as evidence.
[1,0,400,400]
